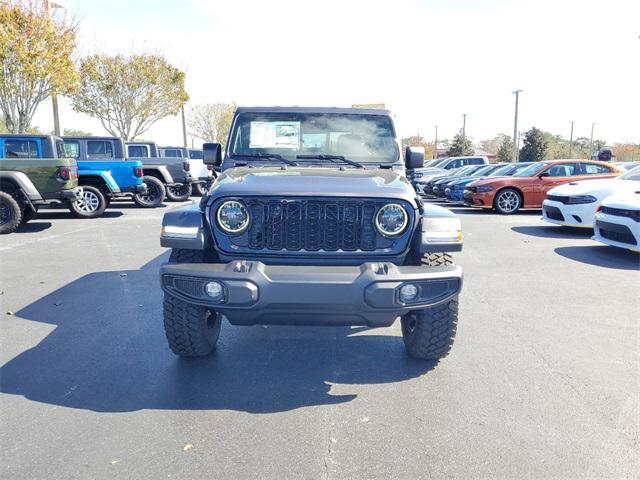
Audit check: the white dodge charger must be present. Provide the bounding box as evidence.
[593,193,640,252]
[542,165,640,228]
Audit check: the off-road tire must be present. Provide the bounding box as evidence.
[493,188,522,215]
[421,252,454,267]
[20,205,38,224]
[0,192,22,234]
[163,294,222,357]
[134,176,165,207]
[69,185,107,218]
[401,299,459,360]
[193,182,208,196]
[164,247,221,356]
[166,183,192,202]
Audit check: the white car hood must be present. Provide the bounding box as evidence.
[549,178,638,197]
[601,193,640,210]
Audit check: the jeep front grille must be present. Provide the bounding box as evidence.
[212,197,413,255]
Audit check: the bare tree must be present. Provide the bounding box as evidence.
[0,1,78,133]
[71,54,189,140]
[187,103,236,145]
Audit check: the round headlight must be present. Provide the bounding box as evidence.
[217,200,250,234]
[375,203,408,237]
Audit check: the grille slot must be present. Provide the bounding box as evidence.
[219,198,407,253]
[543,205,565,221]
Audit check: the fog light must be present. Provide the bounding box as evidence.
[399,283,419,303]
[204,281,224,301]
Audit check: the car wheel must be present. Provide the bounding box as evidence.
[493,188,522,214]
[134,176,165,208]
[193,182,208,196]
[401,298,459,360]
[68,186,107,218]
[166,183,192,202]
[0,191,22,234]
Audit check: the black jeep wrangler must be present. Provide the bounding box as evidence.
[159,107,463,361]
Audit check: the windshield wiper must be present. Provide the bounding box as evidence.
[232,153,298,166]
[296,154,364,169]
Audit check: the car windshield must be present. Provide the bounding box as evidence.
[618,165,640,181]
[489,165,516,176]
[230,112,399,164]
[471,165,496,176]
[513,162,548,177]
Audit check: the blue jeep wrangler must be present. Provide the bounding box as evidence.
[0,134,144,218]
[159,107,463,361]
[63,136,159,212]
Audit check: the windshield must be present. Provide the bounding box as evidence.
[618,165,640,181]
[423,159,443,168]
[471,165,497,176]
[230,112,399,164]
[513,162,548,177]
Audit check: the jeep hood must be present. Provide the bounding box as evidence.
[210,167,417,203]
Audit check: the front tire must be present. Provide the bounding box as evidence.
[401,251,458,360]
[166,183,192,202]
[401,300,459,360]
[163,247,221,357]
[0,192,22,234]
[21,205,38,224]
[69,186,107,218]
[493,188,522,214]
[134,176,165,207]
[193,182,208,196]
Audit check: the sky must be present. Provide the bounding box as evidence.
[32,0,640,147]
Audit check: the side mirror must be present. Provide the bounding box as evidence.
[405,146,425,170]
[538,172,549,178]
[203,143,222,166]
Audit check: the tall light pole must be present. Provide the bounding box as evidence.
[569,121,575,158]
[589,122,596,159]
[461,114,467,142]
[434,125,438,159]
[44,1,64,136]
[512,89,522,162]
[181,105,188,148]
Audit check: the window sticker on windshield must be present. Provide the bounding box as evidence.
[249,121,300,149]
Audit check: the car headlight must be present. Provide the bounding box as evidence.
[217,200,250,234]
[567,195,597,204]
[375,203,408,237]
[476,186,494,192]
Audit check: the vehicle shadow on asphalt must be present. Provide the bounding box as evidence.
[554,246,640,271]
[14,222,53,233]
[35,211,125,220]
[0,254,436,414]
[511,225,593,239]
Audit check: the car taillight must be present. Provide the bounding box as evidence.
[74,166,79,178]
[134,166,143,177]
[58,166,72,181]
[595,205,602,213]
[183,161,190,171]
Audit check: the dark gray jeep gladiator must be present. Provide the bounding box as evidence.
[159,107,463,361]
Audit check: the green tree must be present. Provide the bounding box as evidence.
[480,134,510,155]
[519,127,549,162]
[496,136,514,162]
[63,128,93,136]
[0,1,78,133]
[71,54,189,140]
[447,133,474,156]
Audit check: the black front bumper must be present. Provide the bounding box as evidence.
[161,260,463,327]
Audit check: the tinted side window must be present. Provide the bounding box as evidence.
[63,141,80,159]
[4,140,38,158]
[446,159,464,169]
[468,158,485,165]
[128,145,149,157]
[189,150,203,159]
[55,140,66,158]
[87,141,113,159]
[581,163,611,174]
[163,149,182,158]
[547,163,578,177]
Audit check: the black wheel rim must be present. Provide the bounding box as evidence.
[140,183,160,203]
[0,201,12,225]
[169,185,189,196]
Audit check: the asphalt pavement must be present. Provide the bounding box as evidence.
[1,199,639,479]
